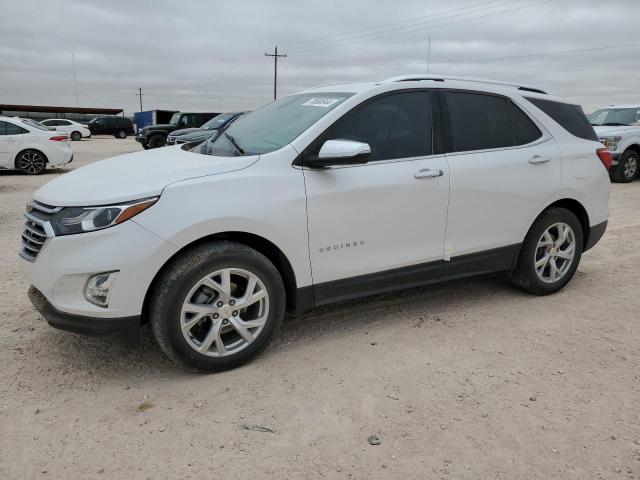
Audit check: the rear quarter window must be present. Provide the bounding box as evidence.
[526,97,597,141]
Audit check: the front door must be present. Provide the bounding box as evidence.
[302,91,450,304]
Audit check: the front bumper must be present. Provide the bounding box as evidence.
[20,218,178,319]
[28,286,140,346]
[136,134,148,144]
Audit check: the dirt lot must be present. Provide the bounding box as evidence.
[0,137,639,479]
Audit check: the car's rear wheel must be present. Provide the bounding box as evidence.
[16,149,47,175]
[511,208,583,295]
[70,131,82,141]
[148,135,166,148]
[115,130,128,139]
[610,150,638,183]
[151,241,285,371]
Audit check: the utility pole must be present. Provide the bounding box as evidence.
[427,36,431,74]
[264,45,286,100]
[71,52,79,106]
[137,87,144,112]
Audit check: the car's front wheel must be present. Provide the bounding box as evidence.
[610,150,638,183]
[511,207,583,295]
[115,130,128,139]
[150,241,285,371]
[148,135,166,148]
[70,131,82,141]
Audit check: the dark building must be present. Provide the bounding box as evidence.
[0,104,124,123]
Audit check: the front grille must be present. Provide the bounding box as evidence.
[20,201,59,261]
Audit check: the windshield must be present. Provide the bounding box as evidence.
[197,93,353,157]
[169,113,181,125]
[589,108,640,126]
[201,112,239,130]
[20,118,49,131]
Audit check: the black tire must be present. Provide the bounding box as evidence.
[141,143,150,150]
[70,131,82,141]
[115,130,128,139]
[610,150,639,183]
[148,135,166,148]
[150,241,286,372]
[511,207,583,295]
[15,149,47,175]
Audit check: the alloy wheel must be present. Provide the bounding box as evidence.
[18,151,45,174]
[624,156,637,180]
[180,268,269,357]
[534,222,576,283]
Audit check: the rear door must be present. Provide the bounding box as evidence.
[0,121,26,168]
[303,91,450,303]
[441,90,562,276]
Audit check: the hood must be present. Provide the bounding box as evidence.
[594,125,640,137]
[33,146,259,207]
[181,130,216,141]
[144,123,174,131]
[170,127,201,136]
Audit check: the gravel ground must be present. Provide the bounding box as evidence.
[0,137,639,479]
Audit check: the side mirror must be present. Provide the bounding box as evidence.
[304,139,370,168]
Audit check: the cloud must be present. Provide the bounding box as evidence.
[0,0,638,114]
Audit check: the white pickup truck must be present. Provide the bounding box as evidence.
[590,105,640,182]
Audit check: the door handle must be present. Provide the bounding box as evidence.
[414,168,444,179]
[529,155,551,165]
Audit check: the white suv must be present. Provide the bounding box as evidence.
[589,105,640,182]
[20,75,611,371]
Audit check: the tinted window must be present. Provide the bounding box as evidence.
[323,92,432,161]
[508,102,542,145]
[527,97,597,141]
[0,122,27,135]
[446,92,513,152]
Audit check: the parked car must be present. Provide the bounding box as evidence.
[20,75,610,371]
[40,118,91,141]
[0,116,72,174]
[589,105,640,182]
[87,117,135,139]
[136,112,219,149]
[166,112,246,146]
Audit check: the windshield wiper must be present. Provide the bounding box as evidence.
[224,132,245,155]
[601,122,630,126]
[590,123,600,126]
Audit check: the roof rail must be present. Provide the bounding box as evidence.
[380,74,547,94]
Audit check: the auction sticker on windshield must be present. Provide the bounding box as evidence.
[302,97,343,108]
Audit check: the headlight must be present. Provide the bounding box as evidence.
[600,136,622,151]
[50,197,158,236]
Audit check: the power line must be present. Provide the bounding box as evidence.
[265,45,287,100]
[290,0,552,53]
[284,40,640,69]
[286,0,546,54]
[288,0,510,49]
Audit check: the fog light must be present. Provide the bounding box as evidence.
[84,271,118,308]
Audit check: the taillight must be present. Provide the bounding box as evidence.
[49,135,68,142]
[596,148,613,171]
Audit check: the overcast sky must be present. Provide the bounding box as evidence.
[1,0,639,115]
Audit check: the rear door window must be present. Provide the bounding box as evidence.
[526,97,597,141]
[446,92,513,152]
[508,102,542,145]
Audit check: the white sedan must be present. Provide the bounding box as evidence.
[40,118,91,141]
[0,116,73,174]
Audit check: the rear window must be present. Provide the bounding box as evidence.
[526,97,597,141]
